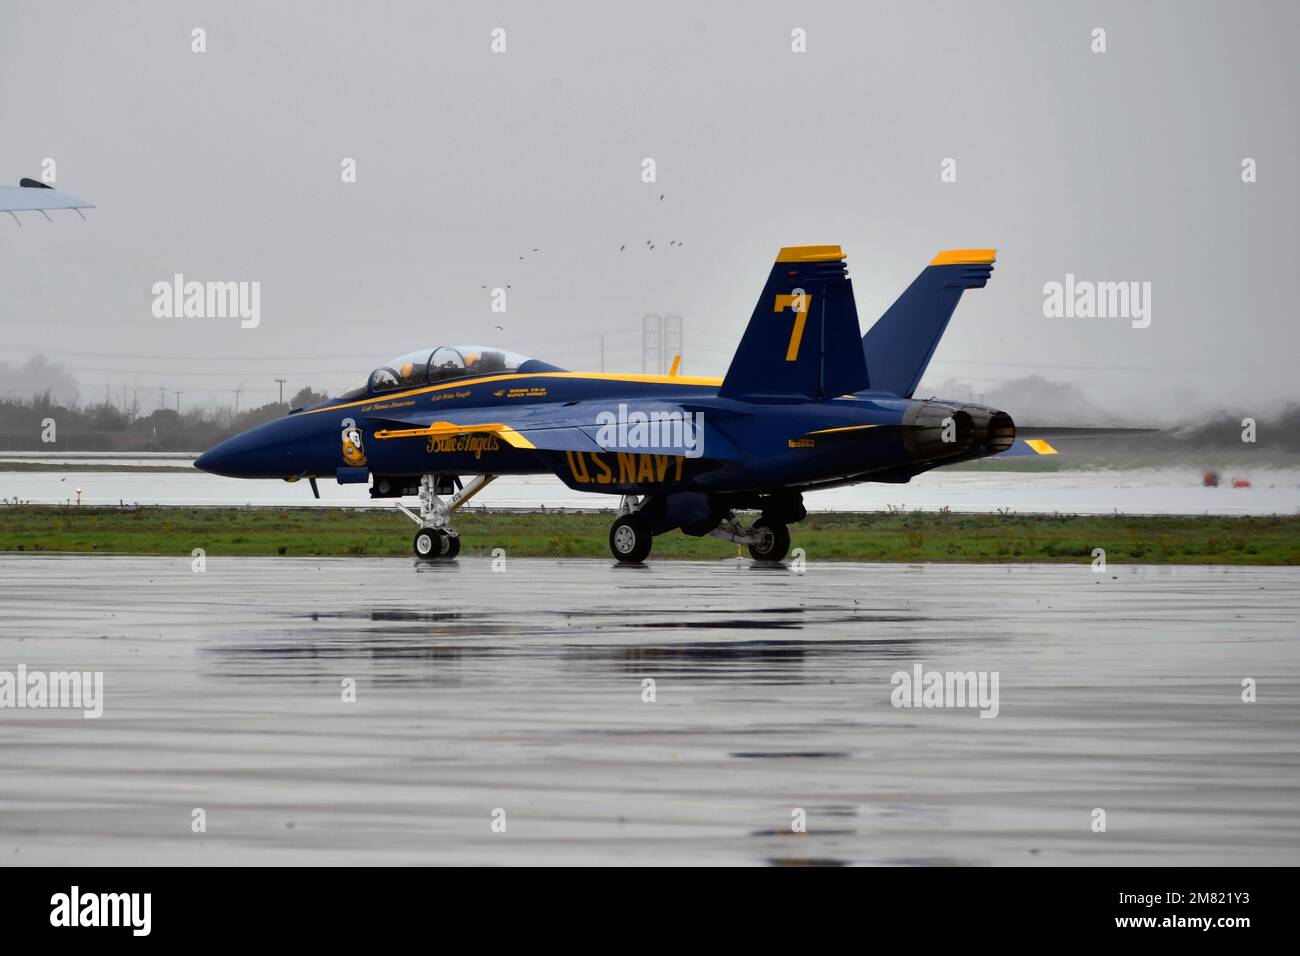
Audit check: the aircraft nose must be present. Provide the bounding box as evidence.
[193,434,247,476]
[194,418,308,478]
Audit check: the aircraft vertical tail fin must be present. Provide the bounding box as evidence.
[718,245,869,401]
[861,249,996,398]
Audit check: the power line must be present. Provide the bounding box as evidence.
[17,364,361,378]
[0,347,389,362]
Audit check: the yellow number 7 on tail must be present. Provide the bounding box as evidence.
[774,290,811,362]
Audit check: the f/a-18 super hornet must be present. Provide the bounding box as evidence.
[197,246,1063,562]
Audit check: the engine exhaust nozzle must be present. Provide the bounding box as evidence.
[958,404,1016,455]
[903,403,975,461]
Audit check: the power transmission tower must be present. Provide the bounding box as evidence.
[643,314,661,373]
[275,378,286,404]
[643,313,683,373]
[174,391,182,413]
[663,314,682,372]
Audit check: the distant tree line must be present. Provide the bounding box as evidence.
[0,387,329,451]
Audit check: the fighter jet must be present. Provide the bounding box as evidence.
[0,177,94,223]
[196,246,1060,562]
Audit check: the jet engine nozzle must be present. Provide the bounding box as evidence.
[957,404,1016,455]
[902,403,975,461]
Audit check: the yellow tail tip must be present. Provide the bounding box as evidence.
[931,249,997,266]
[776,245,845,263]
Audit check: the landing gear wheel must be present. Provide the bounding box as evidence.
[443,533,461,559]
[609,513,653,564]
[413,527,445,559]
[748,519,791,562]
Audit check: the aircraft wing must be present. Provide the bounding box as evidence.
[0,179,94,217]
[368,401,745,458]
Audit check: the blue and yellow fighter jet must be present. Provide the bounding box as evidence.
[196,246,1057,562]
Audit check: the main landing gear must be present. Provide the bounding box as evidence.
[707,514,792,563]
[606,495,794,564]
[399,474,496,560]
[609,496,654,564]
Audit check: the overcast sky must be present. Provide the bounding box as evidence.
[2,1,1296,422]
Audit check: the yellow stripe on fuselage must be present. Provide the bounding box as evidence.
[373,421,537,449]
[305,371,723,417]
[804,424,880,436]
[1024,439,1057,455]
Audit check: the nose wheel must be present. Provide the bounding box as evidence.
[413,528,461,560]
[400,474,492,561]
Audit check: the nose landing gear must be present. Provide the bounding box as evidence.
[399,473,493,560]
[413,527,461,559]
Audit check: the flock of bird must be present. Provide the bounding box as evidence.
[479,191,684,337]
[620,239,684,252]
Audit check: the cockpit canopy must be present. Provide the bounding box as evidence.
[336,345,543,401]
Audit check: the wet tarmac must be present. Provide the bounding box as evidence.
[1,554,1297,866]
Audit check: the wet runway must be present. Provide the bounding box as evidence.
[1,554,1298,865]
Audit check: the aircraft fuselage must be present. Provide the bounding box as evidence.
[195,370,993,496]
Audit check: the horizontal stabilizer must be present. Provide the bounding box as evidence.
[993,426,1159,458]
[998,438,1059,457]
[1008,426,1159,441]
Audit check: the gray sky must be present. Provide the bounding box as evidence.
[2,0,1296,422]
